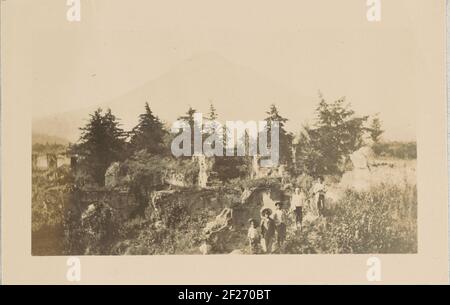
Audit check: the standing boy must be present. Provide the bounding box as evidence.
[260,208,275,254]
[312,177,327,216]
[291,187,306,229]
[273,202,287,249]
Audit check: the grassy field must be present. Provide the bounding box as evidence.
[285,183,417,254]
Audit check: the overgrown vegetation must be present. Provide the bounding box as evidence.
[32,165,73,255]
[285,184,417,254]
[295,96,370,176]
[372,141,417,159]
[71,109,128,186]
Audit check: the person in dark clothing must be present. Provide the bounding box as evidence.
[260,208,275,254]
[273,202,287,248]
[312,177,327,217]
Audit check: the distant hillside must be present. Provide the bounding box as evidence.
[32,133,70,146]
[32,53,313,142]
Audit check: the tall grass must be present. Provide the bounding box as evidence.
[285,183,417,254]
[372,141,417,159]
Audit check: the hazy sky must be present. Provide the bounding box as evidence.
[30,0,420,140]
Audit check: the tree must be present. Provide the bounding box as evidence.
[294,127,322,175]
[369,116,384,143]
[204,103,219,145]
[73,108,127,186]
[295,95,369,176]
[207,102,218,121]
[122,151,170,217]
[177,107,201,156]
[263,104,293,166]
[130,103,168,155]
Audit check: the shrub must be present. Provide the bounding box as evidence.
[295,96,369,176]
[285,183,417,254]
[32,166,73,233]
[113,199,211,255]
[372,141,417,159]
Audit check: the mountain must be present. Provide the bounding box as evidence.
[32,53,314,143]
[32,133,70,146]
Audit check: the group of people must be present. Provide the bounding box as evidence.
[247,177,327,254]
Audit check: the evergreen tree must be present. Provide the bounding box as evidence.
[178,106,197,127]
[263,104,293,166]
[130,102,168,155]
[369,116,384,143]
[74,108,126,186]
[178,107,201,156]
[205,103,219,139]
[295,94,369,176]
[208,102,218,121]
[294,126,322,175]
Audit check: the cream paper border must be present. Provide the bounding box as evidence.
[1,0,448,284]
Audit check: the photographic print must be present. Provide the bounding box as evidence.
[2,0,448,285]
[30,0,419,257]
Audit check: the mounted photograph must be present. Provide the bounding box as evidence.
[29,1,420,257]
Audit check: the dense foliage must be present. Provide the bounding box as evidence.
[129,102,169,155]
[71,109,127,186]
[372,141,417,159]
[264,104,293,166]
[285,184,417,254]
[295,96,369,176]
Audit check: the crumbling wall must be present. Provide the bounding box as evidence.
[32,153,72,171]
[199,183,289,254]
[105,162,121,188]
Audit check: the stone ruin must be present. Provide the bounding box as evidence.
[32,153,71,171]
[199,184,289,254]
[200,208,233,254]
[251,154,286,179]
[251,155,260,178]
[104,162,121,188]
[340,145,375,192]
[193,155,214,188]
[197,155,209,188]
[164,172,187,187]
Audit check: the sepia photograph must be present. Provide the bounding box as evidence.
[2,0,449,286]
[30,1,419,257]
